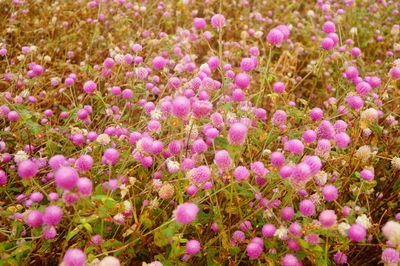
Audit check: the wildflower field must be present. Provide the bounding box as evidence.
[0,0,399,265]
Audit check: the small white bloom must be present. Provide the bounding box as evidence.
[338,222,350,236]
[14,150,29,163]
[356,214,372,229]
[314,171,328,186]
[97,134,110,145]
[275,226,288,240]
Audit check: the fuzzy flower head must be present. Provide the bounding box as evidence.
[214,150,232,172]
[174,202,199,224]
[189,165,211,184]
[211,14,226,28]
[228,122,248,145]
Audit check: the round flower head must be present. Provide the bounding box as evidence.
[75,155,93,172]
[267,28,284,45]
[345,66,358,79]
[291,163,311,182]
[262,224,276,237]
[319,210,337,227]
[8,111,19,122]
[299,199,315,216]
[246,242,262,259]
[214,150,232,171]
[103,148,120,165]
[322,184,338,201]
[281,207,294,221]
[389,66,400,79]
[186,240,201,255]
[232,230,245,244]
[235,72,251,88]
[360,169,374,181]
[152,56,166,70]
[18,159,38,179]
[321,37,334,50]
[228,123,248,145]
[55,167,79,190]
[25,210,43,227]
[158,183,175,199]
[192,100,212,118]
[348,224,366,242]
[310,108,324,120]
[240,57,255,72]
[302,130,317,143]
[83,80,96,94]
[346,95,363,109]
[382,221,400,245]
[334,133,351,148]
[334,120,348,133]
[43,225,57,239]
[334,251,347,265]
[382,248,400,264]
[192,138,207,154]
[77,177,93,196]
[302,156,322,175]
[289,223,303,237]
[99,256,120,266]
[211,14,226,28]
[272,110,287,126]
[174,202,199,224]
[360,108,379,123]
[190,165,211,184]
[251,161,268,177]
[172,96,191,119]
[0,170,7,185]
[207,56,220,70]
[270,152,285,167]
[193,18,206,29]
[356,82,371,96]
[273,82,285,93]
[323,21,336,33]
[317,120,335,139]
[285,139,304,154]
[233,166,250,182]
[280,165,294,178]
[63,248,86,266]
[282,253,300,266]
[43,205,63,225]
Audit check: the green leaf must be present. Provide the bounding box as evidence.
[82,223,93,233]
[66,225,82,241]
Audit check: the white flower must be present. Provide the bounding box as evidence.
[19,89,30,98]
[274,226,288,240]
[338,222,350,236]
[14,151,29,163]
[314,171,328,186]
[391,157,400,170]
[113,213,124,223]
[356,214,372,229]
[150,109,162,120]
[355,145,372,162]
[97,134,110,145]
[167,160,180,173]
[114,54,124,64]
[123,200,132,213]
[307,10,315,17]
[382,221,400,245]
[350,27,358,35]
